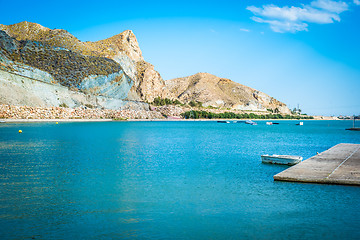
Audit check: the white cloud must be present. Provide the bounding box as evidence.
[311,0,348,13]
[251,17,308,33]
[247,0,349,33]
[239,28,250,32]
[247,5,341,24]
[354,0,360,5]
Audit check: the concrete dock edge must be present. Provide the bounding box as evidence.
[274,143,360,186]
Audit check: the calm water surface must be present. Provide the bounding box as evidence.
[0,120,359,239]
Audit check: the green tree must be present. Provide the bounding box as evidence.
[189,101,197,107]
[173,99,182,105]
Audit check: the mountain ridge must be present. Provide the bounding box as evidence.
[0,21,142,61]
[0,21,290,115]
[166,72,290,114]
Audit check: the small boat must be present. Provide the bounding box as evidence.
[261,155,303,165]
[234,120,246,123]
[217,120,230,123]
[245,120,257,125]
[0,120,5,123]
[266,122,273,125]
[296,122,303,126]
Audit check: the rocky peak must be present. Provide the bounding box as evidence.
[0,21,51,41]
[93,30,143,61]
[165,72,291,114]
[0,22,94,58]
[0,22,143,62]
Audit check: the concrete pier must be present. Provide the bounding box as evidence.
[274,143,360,186]
[346,128,360,131]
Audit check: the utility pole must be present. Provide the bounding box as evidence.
[353,115,355,128]
[346,115,359,131]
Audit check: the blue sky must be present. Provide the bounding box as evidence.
[0,0,359,116]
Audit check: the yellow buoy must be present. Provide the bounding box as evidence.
[56,122,58,124]
[18,130,22,133]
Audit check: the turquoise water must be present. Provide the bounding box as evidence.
[0,120,359,239]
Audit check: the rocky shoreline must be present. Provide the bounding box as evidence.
[0,104,337,121]
[0,104,268,120]
[0,104,165,120]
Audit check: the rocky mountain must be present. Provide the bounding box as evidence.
[0,21,169,109]
[0,21,290,114]
[165,72,290,114]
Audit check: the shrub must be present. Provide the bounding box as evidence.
[151,97,183,106]
[85,104,94,109]
[59,103,68,108]
[189,101,197,107]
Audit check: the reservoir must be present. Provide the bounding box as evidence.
[0,120,359,239]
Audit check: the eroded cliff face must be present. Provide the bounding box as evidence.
[165,72,291,114]
[0,69,129,110]
[127,60,172,102]
[0,21,166,104]
[0,28,134,108]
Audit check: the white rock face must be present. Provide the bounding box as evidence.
[0,69,80,108]
[214,100,224,105]
[79,71,132,100]
[0,69,135,109]
[11,62,57,85]
[113,52,137,81]
[234,102,267,112]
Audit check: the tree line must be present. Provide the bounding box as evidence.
[181,110,314,120]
